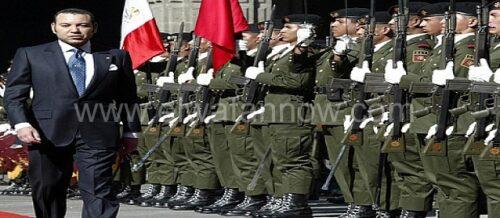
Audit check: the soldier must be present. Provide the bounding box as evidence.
[383,2,435,217]
[463,2,500,217]
[349,11,402,217]
[408,2,484,217]
[242,14,319,217]
[168,37,220,210]
[311,7,371,217]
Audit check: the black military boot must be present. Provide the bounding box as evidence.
[248,195,282,217]
[260,193,312,217]
[220,194,267,216]
[129,184,161,205]
[120,185,141,204]
[165,185,195,208]
[140,185,168,207]
[195,188,244,214]
[170,189,217,210]
[2,183,21,195]
[153,185,177,208]
[351,205,377,218]
[377,209,401,218]
[338,203,356,218]
[400,210,427,218]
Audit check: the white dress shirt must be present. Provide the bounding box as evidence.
[15,40,138,138]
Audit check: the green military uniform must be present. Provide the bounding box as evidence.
[409,34,483,218]
[311,39,371,205]
[206,62,241,192]
[254,45,315,195]
[387,33,435,212]
[353,40,401,211]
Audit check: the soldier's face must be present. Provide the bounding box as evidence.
[51,13,97,47]
[420,16,443,36]
[280,24,299,43]
[356,23,365,37]
[242,32,259,50]
[441,14,475,34]
[331,18,357,37]
[489,10,500,35]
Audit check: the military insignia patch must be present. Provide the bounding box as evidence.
[149,127,157,133]
[390,140,400,148]
[173,127,182,133]
[490,147,500,155]
[349,134,358,142]
[412,50,429,63]
[433,143,441,152]
[460,54,474,68]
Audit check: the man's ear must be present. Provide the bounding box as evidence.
[51,22,57,34]
[468,17,478,28]
[383,26,392,35]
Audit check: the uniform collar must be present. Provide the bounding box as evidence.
[198,52,208,61]
[374,40,391,52]
[407,33,427,41]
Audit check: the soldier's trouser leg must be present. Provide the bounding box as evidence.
[473,156,500,217]
[419,134,482,218]
[324,125,356,203]
[172,137,195,187]
[143,129,163,184]
[113,133,147,186]
[388,133,434,212]
[226,124,268,196]
[146,126,176,185]
[268,124,313,195]
[355,123,400,210]
[184,134,219,189]
[254,125,275,196]
[208,123,238,189]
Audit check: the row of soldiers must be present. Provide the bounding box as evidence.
[112,1,500,218]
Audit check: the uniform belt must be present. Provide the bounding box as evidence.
[268,87,305,96]
[314,86,330,94]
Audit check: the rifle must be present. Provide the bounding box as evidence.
[185,49,215,137]
[423,0,457,155]
[229,5,276,135]
[165,22,184,76]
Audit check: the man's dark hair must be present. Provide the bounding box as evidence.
[53,8,96,24]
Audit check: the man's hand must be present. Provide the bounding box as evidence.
[384,60,406,84]
[493,68,500,84]
[178,67,195,84]
[297,25,314,46]
[122,137,139,154]
[432,62,454,86]
[245,61,265,79]
[156,72,175,86]
[17,126,41,144]
[468,59,493,82]
[196,68,214,86]
[236,40,248,52]
[350,61,371,83]
[333,35,352,55]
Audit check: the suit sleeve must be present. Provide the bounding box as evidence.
[4,48,32,126]
[118,51,141,133]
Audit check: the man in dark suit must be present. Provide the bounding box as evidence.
[4,8,141,218]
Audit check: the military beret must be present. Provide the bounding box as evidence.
[374,11,392,24]
[456,2,480,16]
[272,19,284,30]
[418,2,449,17]
[244,23,260,33]
[388,2,430,15]
[330,8,370,20]
[282,14,322,26]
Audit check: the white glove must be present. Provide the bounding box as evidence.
[384,60,406,84]
[236,40,248,52]
[183,113,197,124]
[343,115,353,133]
[159,112,175,123]
[425,124,438,139]
[168,117,179,127]
[379,112,390,125]
[178,67,195,84]
[247,107,265,120]
[204,114,216,124]
[196,68,214,86]
[360,117,374,129]
[468,59,493,82]
[350,61,371,83]
[156,72,175,86]
[401,123,411,133]
[384,123,394,137]
[465,122,477,138]
[297,25,313,45]
[486,123,495,132]
[493,68,500,84]
[333,35,351,55]
[0,123,11,133]
[432,62,455,86]
[485,129,497,145]
[446,126,454,136]
[245,61,265,79]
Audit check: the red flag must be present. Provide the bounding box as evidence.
[120,0,165,69]
[194,0,249,72]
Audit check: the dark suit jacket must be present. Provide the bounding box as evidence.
[4,41,141,148]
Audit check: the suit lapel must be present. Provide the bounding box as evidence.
[43,41,79,97]
[80,52,111,98]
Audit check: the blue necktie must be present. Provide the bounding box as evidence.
[68,49,86,96]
